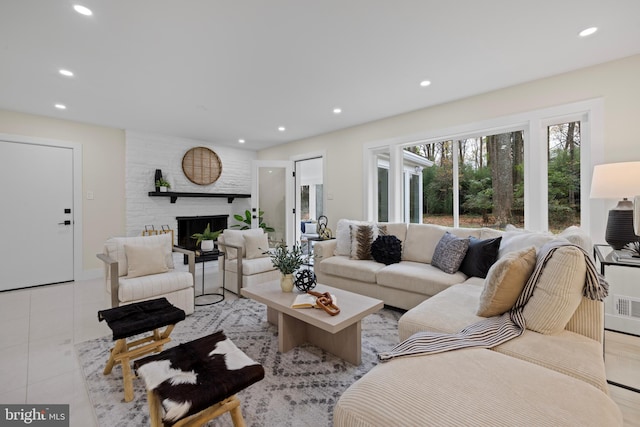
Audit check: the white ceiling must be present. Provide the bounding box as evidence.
[1,1,639,150]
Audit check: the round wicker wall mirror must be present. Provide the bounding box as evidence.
[182,147,222,185]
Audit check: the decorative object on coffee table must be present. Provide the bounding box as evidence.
[267,243,304,292]
[295,268,316,292]
[182,146,222,185]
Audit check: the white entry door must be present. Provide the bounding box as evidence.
[251,160,294,246]
[0,140,74,290]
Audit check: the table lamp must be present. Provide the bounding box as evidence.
[590,161,640,250]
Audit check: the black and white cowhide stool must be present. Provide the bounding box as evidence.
[134,330,265,427]
[98,297,186,402]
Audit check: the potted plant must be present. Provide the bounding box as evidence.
[267,243,305,292]
[232,209,276,232]
[155,178,171,192]
[191,223,222,252]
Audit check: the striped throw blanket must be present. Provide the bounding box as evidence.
[378,242,608,362]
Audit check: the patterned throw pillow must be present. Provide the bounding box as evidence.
[350,224,387,260]
[371,235,402,265]
[431,232,470,274]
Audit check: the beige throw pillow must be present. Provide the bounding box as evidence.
[522,245,586,334]
[124,244,168,278]
[223,229,264,260]
[476,246,537,317]
[244,233,269,259]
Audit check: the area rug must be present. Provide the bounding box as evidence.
[75,298,402,427]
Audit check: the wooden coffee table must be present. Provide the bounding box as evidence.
[241,281,383,365]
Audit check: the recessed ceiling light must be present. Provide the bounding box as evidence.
[238,139,245,144]
[59,69,74,77]
[579,27,598,37]
[73,4,93,16]
[333,108,342,114]
[278,126,286,132]
[420,80,432,87]
[54,104,67,110]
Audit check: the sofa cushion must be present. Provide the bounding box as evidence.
[379,222,408,242]
[558,225,593,252]
[222,229,264,260]
[333,348,622,427]
[244,233,269,259]
[398,282,484,339]
[498,228,554,259]
[317,255,385,283]
[459,236,502,278]
[522,244,586,334]
[124,244,169,278]
[431,232,470,274]
[477,246,537,317]
[402,224,447,263]
[118,270,193,303]
[494,329,608,392]
[371,235,402,265]
[224,256,276,276]
[350,224,386,260]
[377,261,467,298]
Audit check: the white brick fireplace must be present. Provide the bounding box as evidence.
[125,131,255,240]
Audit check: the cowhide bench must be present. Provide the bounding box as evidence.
[98,297,186,402]
[134,330,265,427]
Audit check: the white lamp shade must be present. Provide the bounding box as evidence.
[590,161,640,199]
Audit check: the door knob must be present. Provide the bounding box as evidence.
[58,220,72,225]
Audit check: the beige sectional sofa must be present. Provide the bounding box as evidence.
[317,220,622,426]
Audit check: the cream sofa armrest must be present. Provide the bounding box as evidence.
[217,242,244,294]
[172,246,196,279]
[97,253,119,307]
[313,239,337,262]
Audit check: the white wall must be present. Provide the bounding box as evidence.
[125,131,255,238]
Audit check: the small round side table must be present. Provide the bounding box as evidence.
[194,249,224,306]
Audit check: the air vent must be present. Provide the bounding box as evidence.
[613,295,640,319]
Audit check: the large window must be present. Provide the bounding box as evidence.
[366,100,598,232]
[547,121,581,232]
[404,132,524,229]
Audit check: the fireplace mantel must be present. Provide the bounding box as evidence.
[148,191,250,204]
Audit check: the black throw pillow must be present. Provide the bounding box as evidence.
[459,236,502,278]
[371,235,402,265]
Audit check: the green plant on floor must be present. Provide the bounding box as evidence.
[232,209,275,232]
[155,178,171,188]
[190,223,222,245]
[267,243,304,275]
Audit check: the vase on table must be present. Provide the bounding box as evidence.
[201,239,214,252]
[280,273,294,292]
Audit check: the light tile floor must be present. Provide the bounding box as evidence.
[0,256,222,427]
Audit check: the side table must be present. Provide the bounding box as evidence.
[195,249,225,306]
[593,244,640,394]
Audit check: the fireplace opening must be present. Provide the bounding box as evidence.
[177,215,228,263]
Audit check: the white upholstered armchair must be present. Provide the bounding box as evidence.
[217,228,279,295]
[97,233,196,315]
